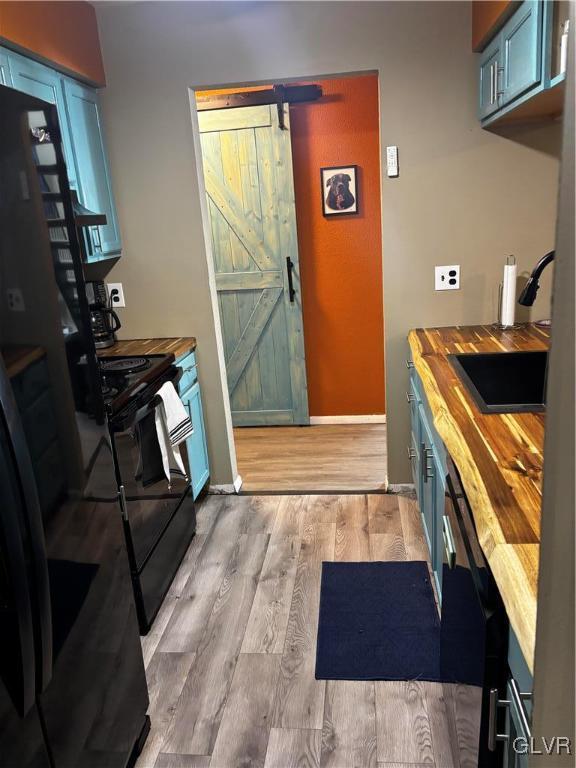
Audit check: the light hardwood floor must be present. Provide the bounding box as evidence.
[233,425,387,492]
[137,493,480,768]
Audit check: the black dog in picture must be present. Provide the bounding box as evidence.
[325,173,355,211]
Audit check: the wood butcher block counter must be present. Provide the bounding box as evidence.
[96,337,197,359]
[408,323,550,672]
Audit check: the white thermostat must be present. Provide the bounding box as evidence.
[386,145,399,177]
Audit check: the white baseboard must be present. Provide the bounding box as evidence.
[209,474,243,494]
[309,414,386,425]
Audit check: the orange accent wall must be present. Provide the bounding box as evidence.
[198,75,385,416]
[0,1,105,85]
[291,75,385,416]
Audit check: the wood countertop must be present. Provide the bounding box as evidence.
[96,337,197,359]
[408,323,550,672]
[1,345,45,378]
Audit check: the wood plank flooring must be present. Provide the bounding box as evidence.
[233,425,387,492]
[137,493,480,768]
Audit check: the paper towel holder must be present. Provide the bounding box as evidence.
[495,255,520,330]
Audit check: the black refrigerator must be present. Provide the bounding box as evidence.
[0,86,149,767]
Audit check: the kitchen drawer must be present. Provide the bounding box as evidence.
[12,357,50,410]
[21,390,58,459]
[176,350,198,394]
[34,439,66,517]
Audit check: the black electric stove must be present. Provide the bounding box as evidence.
[97,352,196,635]
[98,353,175,417]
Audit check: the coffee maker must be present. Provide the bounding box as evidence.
[85,280,121,349]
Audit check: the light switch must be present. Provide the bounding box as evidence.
[386,145,399,177]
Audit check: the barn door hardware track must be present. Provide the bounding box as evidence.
[196,84,323,121]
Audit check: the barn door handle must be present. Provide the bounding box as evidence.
[286,258,296,303]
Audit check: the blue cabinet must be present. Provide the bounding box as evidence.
[479,37,502,120]
[503,628,533,768]
[1,46,122,260]
[63,80,122,257]
[500,0,543,106]
[408,366,446,598]
[0,50,13,86]
[477,0,562,126]
[8,51,77,188]
[176,350,210,500]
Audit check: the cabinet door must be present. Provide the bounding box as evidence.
[181,381,210,500]
[0,49,13,86]
[503,679,530,768]
[479,36,502,120]
[8,51,77,188]
[63,80,122,256]
[501,0,543,106]
[419,408,436,562]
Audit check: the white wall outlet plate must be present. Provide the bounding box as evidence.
[6,288,25,312]
[107,282,125,308]
[435,265,460,291]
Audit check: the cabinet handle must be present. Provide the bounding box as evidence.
[442,514,456,569]
[423,447,434,481]
[406,360,415,369]
[496,66,505,98]
[487,680,532,752]
[489,62,495,104]
[91,226,102,252]
[509,679,532,741]
[407,446,416,461]
[406,391,417,403]
[488,689,511,750]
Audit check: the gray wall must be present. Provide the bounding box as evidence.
[95,1,561,484]
[531,8,574,762]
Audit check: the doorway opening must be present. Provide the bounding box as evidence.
[193,73,387,492]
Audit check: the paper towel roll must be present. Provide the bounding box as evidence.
[500,256,517,327]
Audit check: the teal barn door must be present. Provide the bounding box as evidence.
[198,104,309,426]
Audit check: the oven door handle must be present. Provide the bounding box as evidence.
[443,514,456,570]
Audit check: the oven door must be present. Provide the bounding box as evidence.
[109,368,191,576]
[441,456,508,766]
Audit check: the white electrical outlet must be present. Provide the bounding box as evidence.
[6,288,25,312]
[435,265,460,291]
[107,282,125,308]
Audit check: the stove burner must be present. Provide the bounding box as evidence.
[100,357,151,375]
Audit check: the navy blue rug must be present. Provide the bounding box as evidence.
[315,560,443,682]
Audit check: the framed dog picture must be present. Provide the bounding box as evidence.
[321,165,358,216]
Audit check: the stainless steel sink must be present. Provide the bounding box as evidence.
[448,351,547,414]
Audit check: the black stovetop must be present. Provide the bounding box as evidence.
[98,353,174,415]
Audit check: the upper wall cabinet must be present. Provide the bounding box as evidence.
[0,50,13,87]
[477,0,569,126]
[1,48,122,261]
[8,51,78,189]
[64,81,122,257]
